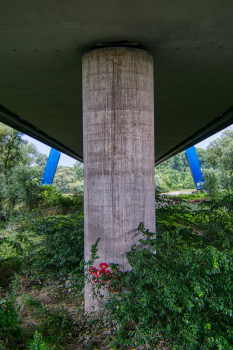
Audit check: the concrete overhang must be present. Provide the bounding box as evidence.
[0,0,233,164]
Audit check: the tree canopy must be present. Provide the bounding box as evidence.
[0,121,232,217]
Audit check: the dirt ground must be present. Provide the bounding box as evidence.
[162,189,196,196]
[0,274,172,350]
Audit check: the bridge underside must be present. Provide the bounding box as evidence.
[0,0,233,163]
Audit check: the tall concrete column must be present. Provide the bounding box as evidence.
[82,47,155,311]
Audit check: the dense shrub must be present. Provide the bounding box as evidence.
[37,185,83,216]
[100,193,233,349]
[203,169,222,200]
[27,331,50,350]
[0,299,22,343]
[0,277,22,348]
[25,212,84,281]
[157,191,233,251]
[176,191,207,201]
[104,228,233,349]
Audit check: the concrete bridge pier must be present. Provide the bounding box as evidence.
[82,47,155,311]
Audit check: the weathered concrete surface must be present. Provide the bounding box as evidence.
[83,47,155,311]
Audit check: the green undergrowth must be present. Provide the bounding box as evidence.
[1,211,84,284]
[24,211,84,281]
[0,275,123,349]
[0,276,22,349]
[176,191,208,201]
[1,192,233,349]
[98,191,233,349]
[28,331,51,350]
[0,210,86,348]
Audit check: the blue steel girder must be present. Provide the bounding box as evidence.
[41,148,61,186]
[185,146,205,190]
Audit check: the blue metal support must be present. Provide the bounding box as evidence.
[185,146,205,190]
[41,148,61,185]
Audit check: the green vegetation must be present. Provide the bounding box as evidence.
[53,166,84,195]
[0,122,233,349]
[155,151,196,192]
[28,331,51,350]
[24,212,84,281]
[0,122,84,221]
[154,128,233,195]
[102,192,233,349]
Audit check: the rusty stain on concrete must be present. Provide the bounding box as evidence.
[104,48,124,65]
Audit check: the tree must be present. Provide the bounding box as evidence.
[196,147,208,169]
[53,167,77,194]
[0,123,26,175]
[203,168,222,200]
[34,153,48,167]
[206,127,233,190]
[0,123,47,218]
[73,161,84,181]
[154,151,197,192]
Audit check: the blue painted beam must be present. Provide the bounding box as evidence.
[41,148,60,185]
[185,146,205,190]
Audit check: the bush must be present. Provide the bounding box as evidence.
[0,299,22,342]
[38,185,83,216]
[203,169,222,200]
[27,331,50,350]
[177,191,207,201]
[25,212,84,282]
[156,191,233,251]
[0,276,22,347]
[104,226,233,349]
[101,194,233,349]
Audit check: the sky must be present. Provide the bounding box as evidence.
[22,135,77,167]
[23,126,232,167]
[195,130,224,149]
